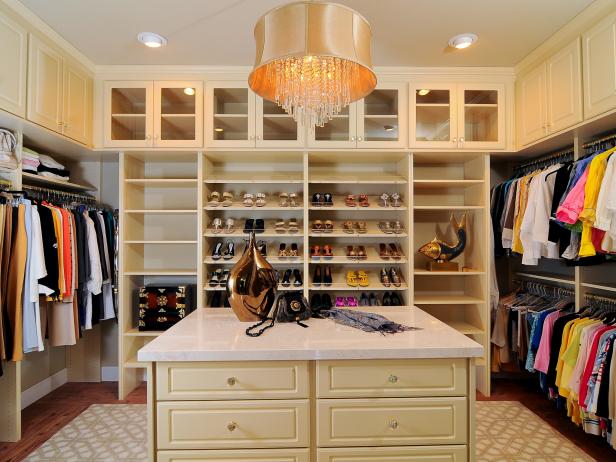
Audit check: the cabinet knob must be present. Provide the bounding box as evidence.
[452,137,457,143]
[154,135,159,140]
[351,136,356,141]
[459,137,465,143]
[388,374,399,384]
[145,135,151,140]
[227,377,237,386]
[357,136,363,141]
[256,135,261,140]
[389,420,399,430]
[227,421,238,432]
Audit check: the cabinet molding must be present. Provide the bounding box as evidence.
[0,11,27,117]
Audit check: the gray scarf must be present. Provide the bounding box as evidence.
[323,309,421,334]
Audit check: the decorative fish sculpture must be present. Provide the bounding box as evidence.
[418,214,467,262]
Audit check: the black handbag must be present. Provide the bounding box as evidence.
[246,291,311,337]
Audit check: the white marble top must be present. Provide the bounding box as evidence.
[138,307,483,362]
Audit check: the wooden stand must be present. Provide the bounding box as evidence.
[427,261,459,271]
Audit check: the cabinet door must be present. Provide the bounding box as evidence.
[62,60,92,145]
[357,82,408,148]
[256,96,304,147]
[27,34,63,133]
[546,38,583,134]
[154,81,203,148]
[103,81,153,148]
[307,103,358,148]
[583,12,616,119]
[409,83,457,149]
[457,83,505,150]
[206,81,255,147]
[0,11,27,117]
[516,66,547,146]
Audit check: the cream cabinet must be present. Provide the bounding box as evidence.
[104,80,203,148]
[0,10,27,117]
[205,81,304,148]
[582,11,616,119]
[27,34,93,145]
[410,83,505,150]
[308,82,408,148]
[517,38,582,146]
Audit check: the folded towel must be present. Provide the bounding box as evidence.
[38,153,65,170]
[22,147,40,159]
[38,164,70,180]
[38,171,70,181]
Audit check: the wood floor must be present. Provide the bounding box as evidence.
[0,377,613,461]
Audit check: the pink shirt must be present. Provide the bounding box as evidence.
[533,310,563,373]
[556,167,590,224]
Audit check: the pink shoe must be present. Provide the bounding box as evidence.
[346,296,358,308]
[335,296,346,308]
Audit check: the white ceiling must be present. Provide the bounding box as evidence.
[18,0,595,67]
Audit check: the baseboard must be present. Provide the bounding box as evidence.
[21,368,68,409]
[101,366,118,382]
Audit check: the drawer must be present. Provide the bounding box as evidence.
[157,400,309,450]
[317,397,468,447]
[318,445,468,462]
[157,448,310,462]
[317,359,467,398]
[156,361,309,400]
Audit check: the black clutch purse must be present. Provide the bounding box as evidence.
[246,291,311,337]
[138,286,191,331]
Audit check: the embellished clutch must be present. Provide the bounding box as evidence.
[138,286,191,331]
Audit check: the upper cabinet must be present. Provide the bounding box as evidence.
[27,34,93,145]
[410,83,505,150]
[308,82,408,149]
[205,81,303,148]
[516,38,582,147]
[582,12,616,120]
[0,10,27,118]
[104,80,203,148]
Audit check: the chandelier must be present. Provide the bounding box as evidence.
[248,2,377,128]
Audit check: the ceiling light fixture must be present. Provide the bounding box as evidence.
[137,32,167,48]
[183,87,195,96]
[417,89,431,96]
[248,2,376,128]
[448,33,478,50]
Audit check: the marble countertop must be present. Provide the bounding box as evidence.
[138,307,483,362]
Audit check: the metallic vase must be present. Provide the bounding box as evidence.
[226,232,278,321]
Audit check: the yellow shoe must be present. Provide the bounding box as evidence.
[346,271,359,287]
[357,270,370,287]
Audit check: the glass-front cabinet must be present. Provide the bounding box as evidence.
[104,80,203,148]
[410,82,505,149]
[205,81,303,148]
[308,82,407,148]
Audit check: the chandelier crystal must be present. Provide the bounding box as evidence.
[249,2,376,129]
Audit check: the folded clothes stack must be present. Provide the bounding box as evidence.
[21,147,41,173]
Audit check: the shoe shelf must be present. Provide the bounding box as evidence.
[309,172,407,184]
[204,230,304,239]
[204,172,304,184]
[309,246,407,264]
[124,209,198,214]
[309,270,408,292]
[124,240,198,245]
[204,204,304,211]
[204,256,304,266]
[123,269,198,276]
[309,220,407,237]
[413,179,484,189]
[414,294,485,304]
[309,196,407,210]
[414,269,485,276]
[205,284,304,292]
[125,178,199,185]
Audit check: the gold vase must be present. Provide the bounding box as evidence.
[226,232,278,321]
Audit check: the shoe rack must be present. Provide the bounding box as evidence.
[119,150,491,397]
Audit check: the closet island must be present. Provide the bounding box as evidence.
[139,306,482,462]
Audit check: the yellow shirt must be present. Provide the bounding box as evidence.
[555,319,579,396]
[512,173,538,254]
[579,146,616,257]
[559,319,599,398]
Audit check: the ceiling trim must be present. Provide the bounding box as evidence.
[4,0,96,72]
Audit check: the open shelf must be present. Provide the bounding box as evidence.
[204,172,303,184]
[125,240,198,245]
[125,179,198,185]
[414,270,485,276]
[414,294,485,304]
[22,172,96,192]
[308,270,408,292]
[516,272,575,286]
[309,195,407,210]
[204,256,303,266]
[413,179,484,188]
[414,205,483,210]
[308,220,407,237]
[123,269,198,276]
[309,172,407,184]
[124,209,198,214]
[581,282,616,293]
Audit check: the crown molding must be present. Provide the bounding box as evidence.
[2,0,96,73]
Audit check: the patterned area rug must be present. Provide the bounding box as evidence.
[25,401,595,461]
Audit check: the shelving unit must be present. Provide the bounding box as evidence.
[118,151,202,399]
[21,171,96,192]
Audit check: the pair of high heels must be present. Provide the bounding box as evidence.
[313,265,333,286]
[278,243,299,258]
[310,293,333,311]
[382,292,403,306]
[209,269,229,287]
[312,193,333,206]
[211,241,235,260]
[279,269,302,287]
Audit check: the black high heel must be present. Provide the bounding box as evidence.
[321,293,333,310]
[323,266,333,286]
[211,241,223,260]
[281,269,292,287]
[292,269,303,287]
[222,242,234,260]
[390,292,402,306]
[313,265,322,286]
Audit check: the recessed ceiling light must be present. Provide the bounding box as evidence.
[183,87,195,96]
[417,89,430,96]
[448,33,478,50]
[214,127,224,132]
[137,32,167,48]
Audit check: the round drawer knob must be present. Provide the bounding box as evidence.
[227,421,238,432]
[389,420,399,430]
[388,374,399,383]
[227,377,237,386]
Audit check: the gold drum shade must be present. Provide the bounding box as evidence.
[248,1,377,127]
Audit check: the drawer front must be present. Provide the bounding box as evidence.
[317,359,467,398]
[317,397,467,447]
[158,448,310,462]
[156,361,309,400]
[318,446,468,462]
[157,400,309,450]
